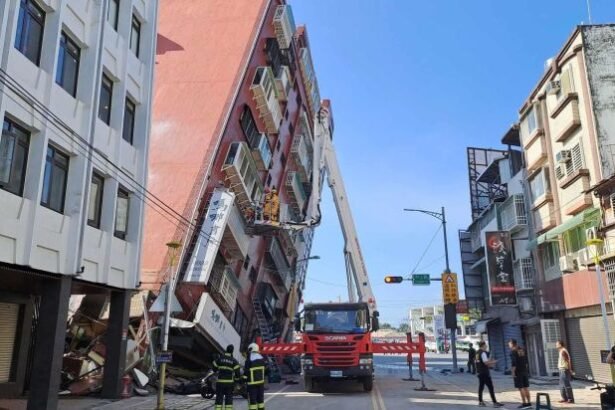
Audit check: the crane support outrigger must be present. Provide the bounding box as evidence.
[257,101,426,392]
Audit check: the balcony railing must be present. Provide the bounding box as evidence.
[208,265,240,314]
[275,66,292,101]
[248,132,272,171]
[251,67,283,134]
[221,204,250,259]
[286,171,307,214]
[272,4,296,49]
[513,258,535,291]
[299,48,321,116]
[222,142,263,209]
[267,238,292,291]
[500,194,528,232]
[291,133,313,183]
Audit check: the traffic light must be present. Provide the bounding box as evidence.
[384,276,404,284]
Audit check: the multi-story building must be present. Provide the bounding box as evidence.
[459,134,535,373]
[520,25,615,382]
[0,0,158,407]
[142,0,320,363]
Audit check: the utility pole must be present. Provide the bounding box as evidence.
[157,241,181,410]
[404,207,459,373]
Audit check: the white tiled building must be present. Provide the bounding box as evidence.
[0,0,157,407]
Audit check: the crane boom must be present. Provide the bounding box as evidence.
[300,102,376,313]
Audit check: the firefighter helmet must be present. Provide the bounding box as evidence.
[248,343,260,353]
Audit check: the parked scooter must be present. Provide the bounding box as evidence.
[591,381,615,410]
[200,369,248,400]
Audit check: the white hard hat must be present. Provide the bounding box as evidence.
[248,343,260,353]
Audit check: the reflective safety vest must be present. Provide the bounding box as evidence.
[213,353,241,383]
[244,353,266,386]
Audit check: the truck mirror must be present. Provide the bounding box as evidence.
[294,315,301,332]
[372,311,380,331]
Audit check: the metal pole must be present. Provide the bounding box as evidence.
[595,258,612,350]
[157,242,181,410]
[442,207,459,373]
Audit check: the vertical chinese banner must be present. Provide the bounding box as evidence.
[485,231,517,305]
[183,188,236,283]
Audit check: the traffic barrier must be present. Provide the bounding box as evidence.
[402,332,419,382]
[414,333,436,391]
[535,392,552,409]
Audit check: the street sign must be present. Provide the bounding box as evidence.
[411,274,431,286]
[156,351,173,364]
[442,272,459,304]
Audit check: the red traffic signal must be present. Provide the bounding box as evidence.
[384,276,404,284]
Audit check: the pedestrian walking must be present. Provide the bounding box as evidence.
[468,344,477,375]
[476,341,504,408]
[245,342,267,410]
[556,340,575,404]
[213,344,241,410]
[508,339,531,409]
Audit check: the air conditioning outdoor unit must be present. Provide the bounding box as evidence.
[577,248,591,267]
[559,255,575,273]
[556,150,571,164]
[547,80,561,95]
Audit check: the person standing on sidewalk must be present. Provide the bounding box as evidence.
[245,342,267,410]
[508,339,531,409]
[476,341,504,408]
[468,344,477,375]
[557,340,575,404]
[212,345,241,410]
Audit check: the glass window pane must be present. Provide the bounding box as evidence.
[25,18,43,64]
[41,155,52,205]
[0,133,15,184]
[88,181,99,222]
[99,75,113,124]
[108,0,119,30]
[122,99,135,143]
[115,190,129,238]
[50,165,66,211]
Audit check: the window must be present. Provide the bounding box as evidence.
[41,145,69,213]
[233,304,248,337]
[99,74,113,125]
[524,106,540,137]
[289,122,294,136]
[14,0,45,65]
[529,169,549,202]
[0,118,30,196]
[114,187,129,239]
[88,172,104,228]
[564,143,584,176]
[265,38,282,77]
[564,225,587,254]
[280,152,286,167]
[266,173,272,187]
[542,242,560,270]
[55,32,80,97]
[107,0,119,30]
[243,255,251,270]
[240,105,260,147]
[556,68,574,100]
[130,15,141,57]
[122,98,136,144]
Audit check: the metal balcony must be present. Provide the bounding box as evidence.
[208,265,240,314]
[513,258,535,291]
[251,67,283,134]
[266,238,292,291]
[291,133,313,183]
[221,204,250,259]
[272,4,296,49]
[248,132,272,171]
[222,142,263,209]
[500,194,527,232]
[285,171,307,214]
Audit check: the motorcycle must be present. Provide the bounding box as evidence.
[591,381,615,410]
[200,369,248,400]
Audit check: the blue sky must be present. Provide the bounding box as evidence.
[292,0,615,326]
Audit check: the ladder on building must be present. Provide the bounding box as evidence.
[252,299,282,380]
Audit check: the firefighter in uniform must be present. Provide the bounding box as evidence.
[212,344,241,410]
[244,343,267,410]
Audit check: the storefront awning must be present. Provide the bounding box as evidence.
[527,208,600,250]
[475,318,499,334]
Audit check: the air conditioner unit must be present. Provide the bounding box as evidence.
[547,80,561,95]
[559,255,575,273]
[577,248,591,267]
[556,150,571,164]
[555,165,565,180]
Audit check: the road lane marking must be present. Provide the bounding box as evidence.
[370,385,380,410]
[264,384,291,403]
[375,383,386,410]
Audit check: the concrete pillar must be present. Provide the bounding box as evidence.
[101,290,131,398]
[27,276,72,410]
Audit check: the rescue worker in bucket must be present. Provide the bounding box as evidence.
[212,344,241,410]
[244,342,268,410]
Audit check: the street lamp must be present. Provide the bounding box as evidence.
[297,255,320,263]
[404,207,459,373]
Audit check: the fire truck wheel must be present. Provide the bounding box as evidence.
[362,376,373,392]
[304,376,314,393]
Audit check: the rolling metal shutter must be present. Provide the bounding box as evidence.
[488,321,505,371]
[0,303,19,383]
[566,315,615,382]
[502,323,523,371]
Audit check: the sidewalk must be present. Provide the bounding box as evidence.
[426,370,602,409]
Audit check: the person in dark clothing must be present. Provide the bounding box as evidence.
[213,344,241,410]
[476,341,504,408]
[245,342,267,410]
[468,344,477,375]
[509,339,531,409]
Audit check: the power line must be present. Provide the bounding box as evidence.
[409,224,442,275]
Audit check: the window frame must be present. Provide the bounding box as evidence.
[55,31,81,97]
[0,118,30,196]
[87,171,104,228]
[40,144,69,213]
[99,73,113,125]
[14,0,46,66]
[114,186,130,240]
[130,14,141,58]
[122,97,136,144]
[107,0,120,31]
[529,168,549,203]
